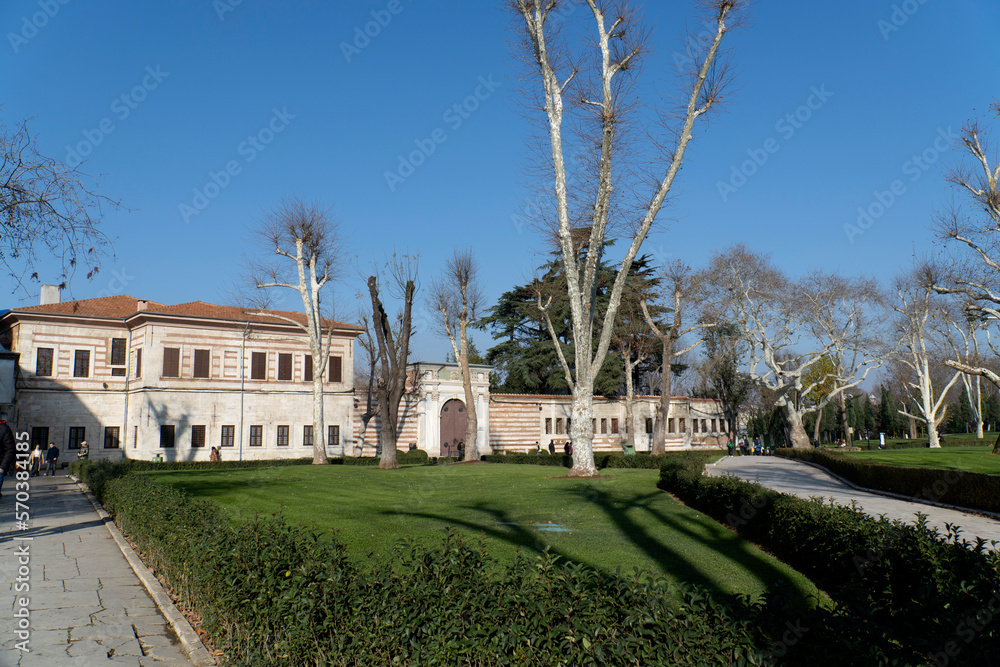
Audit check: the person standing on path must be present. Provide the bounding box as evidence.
[77,440,89,460]
[29,443,43,476]
[0,421,16,496]
[44,442,60,475]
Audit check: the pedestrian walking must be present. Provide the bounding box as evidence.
[548,439,556,455]
[77,441,89,460]
[45,442,60,476]
[0,421,16,498]
[726,438,734,457]
[29,443,43,476]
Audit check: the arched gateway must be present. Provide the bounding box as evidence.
[439,399,467,458]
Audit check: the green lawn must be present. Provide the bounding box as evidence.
[146,463,820,603]
[846,446,1000,474]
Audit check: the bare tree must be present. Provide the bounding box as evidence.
[430,249,484,461]
[640,262,712,453]
[510,0,744,476]
[929,99,1000,453]
[1,115,119,295]
[942,302,987,439]
[705,245,886,449]
[354,310,381,455]
[893,275,961,448]
[247,197,345,464]
[367,254,418,470]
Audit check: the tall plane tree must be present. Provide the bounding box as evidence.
[930,98,1000,453]
[249,197,345,465]
[430,249,484,461]
[510,0,744,476]
[367,254,417,470]
[640,261,711,454]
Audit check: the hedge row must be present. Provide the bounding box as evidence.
[480,452,698,469]
[659,454,1000,665]
[95,471,783,666]
[777,448,1000,514]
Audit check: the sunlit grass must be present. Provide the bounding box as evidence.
[147,463,821,603]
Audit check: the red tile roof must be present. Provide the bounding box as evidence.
[7,295,362,331]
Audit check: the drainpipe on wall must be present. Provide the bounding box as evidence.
[122,325,132,459]
[238,320,249,461]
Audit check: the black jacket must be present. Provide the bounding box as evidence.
[0,422,17,476]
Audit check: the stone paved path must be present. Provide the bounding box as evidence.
[709,455,1000,548]
[0,473,201,666]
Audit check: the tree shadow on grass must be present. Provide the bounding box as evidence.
[565,484,819,608]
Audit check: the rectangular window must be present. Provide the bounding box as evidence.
[668,418,676,434]
[110,338,127,365]
[73,350,90,378]
[104,426,120,449]
[328,355,343,383]
[710,419,717,433]
[277,425,289,446]
[303,425,313,447]
[135,348,142,378]
[249,425,263,447]
[162,347,180,377]
[693,419,700,434]
[111,367,126,377]
[701,419,708,433]
[611,418,619,434]
[191,425,206,448]
[30,427,48,449]
[68,427,86,449]
[193,349,211,379]
[328,425,340,447]
[278,354,292,381]
[36,348,53,376]
[251,352,266,380]
[545,418,552,434]
[600,418,607,434]
[645,418,654,434]
[679,418,686,433]
[304,355,313,382]
[133,425,138,449]
[160,425,175,448]
[556,418,564,435]
[221,425,235,447]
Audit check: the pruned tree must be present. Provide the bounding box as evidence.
[247,198,345,464]
[697,322,753,449]
[941,302,987,438]
[705,245,887,449]
[1,115,119,295]
[929,98,1000,453]
[367,253,418,470]
[354,310,381,454]
[640,261,712,453]
[893,273,961,448]
[509,0,745,476]
[430,248,484,461]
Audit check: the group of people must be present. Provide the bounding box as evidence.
[27,441,70,476]
[726,436,772,457]
[537,440,573,455]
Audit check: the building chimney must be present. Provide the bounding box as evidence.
[136,300,148,311]
[39,285,61,306]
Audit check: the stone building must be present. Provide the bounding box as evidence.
[0,292,362,461]
[2,291,726,461]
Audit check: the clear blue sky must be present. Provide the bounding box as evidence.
[3,0,999,361]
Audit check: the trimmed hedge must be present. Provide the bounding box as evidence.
[95,471,783,666]
[659,454,1000,665]
[480,452,706,470]
[777,448,1000,514]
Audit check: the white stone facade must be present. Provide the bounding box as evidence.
[1,295,361,462]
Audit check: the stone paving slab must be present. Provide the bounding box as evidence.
[0,473,209,666]
[709,456,1000,547]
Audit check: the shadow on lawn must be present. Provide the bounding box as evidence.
[391,489,815,607]
[568,485,817,607]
